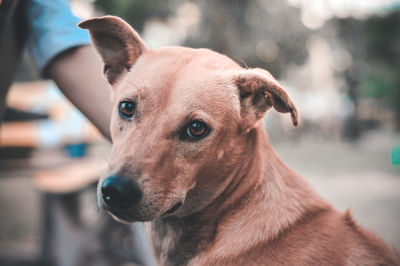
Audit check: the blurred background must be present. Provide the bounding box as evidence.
[1,0,399,265]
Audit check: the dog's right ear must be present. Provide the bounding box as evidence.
[79,16,146,85]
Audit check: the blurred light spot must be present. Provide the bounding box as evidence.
[287,0,400,22]
[142,1,200,47]
[307,36,335,91]
[331,47,353,72]
[256,40,280,62]
[177,2,200,27]
[142,19,179,47]
[70,0,97,19]
[300,8,327,30]
[286,0,301,6]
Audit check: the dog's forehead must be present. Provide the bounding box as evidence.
[117,47,241,115]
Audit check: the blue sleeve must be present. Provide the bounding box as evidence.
[26,0,91,73]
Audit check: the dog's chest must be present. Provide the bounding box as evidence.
[150,219,216,266]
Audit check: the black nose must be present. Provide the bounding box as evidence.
[101,175,142,210]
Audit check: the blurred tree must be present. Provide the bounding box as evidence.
[184,0,309,78]
[337,10,400,137]
[94,0,173,32]
[363,10,400,129]
[94,0,400,133]
[336,19,364,140]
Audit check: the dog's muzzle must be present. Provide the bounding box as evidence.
[100,174,142,211]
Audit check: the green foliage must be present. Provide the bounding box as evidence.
[361,10,400,119]
[363,11,400,69]
[392,143,400,167]
[361,65,396,99]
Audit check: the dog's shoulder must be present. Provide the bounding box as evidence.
[341,209,400,265]
[192,207,400,265]
[189,206,341,265]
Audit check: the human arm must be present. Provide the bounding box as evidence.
[26,0,112,140]
[46,45,112,140]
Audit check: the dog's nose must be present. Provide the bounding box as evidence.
[101,174,142,210]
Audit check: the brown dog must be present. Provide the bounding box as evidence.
[79,16,399,265]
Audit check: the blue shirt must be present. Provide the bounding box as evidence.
[26,0,91,73]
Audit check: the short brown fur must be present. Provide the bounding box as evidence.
[80,16,400,265]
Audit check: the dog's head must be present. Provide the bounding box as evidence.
[80,16,298,222]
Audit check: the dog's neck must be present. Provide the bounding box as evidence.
[149,125,330,265]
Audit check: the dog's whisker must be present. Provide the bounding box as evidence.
[234,56,249,69]
[125,78,141,91]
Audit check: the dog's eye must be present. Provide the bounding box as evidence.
[182,120,210,141]
[119,101,136,119]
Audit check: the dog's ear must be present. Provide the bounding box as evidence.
[79,16,146,85]
[235,68,298,129]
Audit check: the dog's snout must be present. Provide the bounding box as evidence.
[101,174,142,210]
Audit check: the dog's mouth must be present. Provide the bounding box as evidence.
[109,210,136,223]
[163,201,183,216]
[99,197,184,221]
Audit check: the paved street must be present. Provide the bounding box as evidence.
[273,129,400,249]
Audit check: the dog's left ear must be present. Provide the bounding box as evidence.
[79,16,146,85]
[235,68,298,129]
